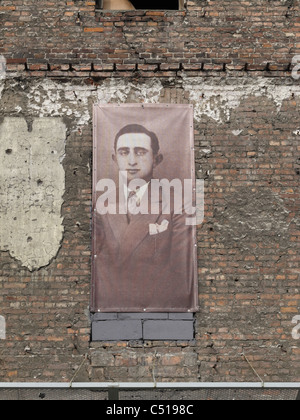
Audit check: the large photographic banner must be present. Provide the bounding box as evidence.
[91,104,198,313]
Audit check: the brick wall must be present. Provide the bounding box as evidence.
[1,0,299,70]
[0,0,299,383]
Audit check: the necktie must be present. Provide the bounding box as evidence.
[127,190,137,223]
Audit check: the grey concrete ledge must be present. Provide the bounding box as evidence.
[91,313,195,341]
[91,312,194,321]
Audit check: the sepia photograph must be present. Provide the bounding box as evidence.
[92,104,198,312]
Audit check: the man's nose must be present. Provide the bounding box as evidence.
[128,152,137,166]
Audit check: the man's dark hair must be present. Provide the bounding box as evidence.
[114,124,160,155]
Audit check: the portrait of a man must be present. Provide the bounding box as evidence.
[92,104,198,313]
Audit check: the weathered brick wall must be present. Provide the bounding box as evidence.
[0,0,299,69]
[0,0,299,383]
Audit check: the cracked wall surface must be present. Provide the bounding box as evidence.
[0,74,299,383]
[0,117,66,271]
[0,0,299,390]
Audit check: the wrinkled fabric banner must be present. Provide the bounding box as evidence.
[91,104,198,313]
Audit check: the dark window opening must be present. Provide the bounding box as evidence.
[96,0,184,11]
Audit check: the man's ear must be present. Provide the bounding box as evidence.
[154,153,163,168]
[112,153,117,164]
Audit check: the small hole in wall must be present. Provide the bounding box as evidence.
[37,179,43,186]
[5,149,12,155]
[27,237,33,243]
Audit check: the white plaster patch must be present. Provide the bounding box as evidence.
[27,80,63,117]
[96,78,163,104]
[0,117,66,271]
[182,78,300,124]
[26,80,95,129]
[26,79,163,132]
[14,106,22,113]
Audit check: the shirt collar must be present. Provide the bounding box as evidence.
[123,181,150,201]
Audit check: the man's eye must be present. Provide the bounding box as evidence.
[136,151,146,156]
[119,151,129,156]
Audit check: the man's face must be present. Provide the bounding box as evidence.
[114,133,156,183]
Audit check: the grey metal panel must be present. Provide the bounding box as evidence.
[168,313,194,320]
[117,313,169,320]
[91,313,195,341]
[143,320,194,341]
[91,313,118,321]
[92,320,143,341]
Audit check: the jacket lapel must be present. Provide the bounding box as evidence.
[120,212,161,263]
[104,184,167,262]
[119,185,163,262]
[105,187,128,244]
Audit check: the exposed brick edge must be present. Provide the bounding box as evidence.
[4,60,293,78]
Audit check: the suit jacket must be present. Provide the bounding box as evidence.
[91,184,197,312]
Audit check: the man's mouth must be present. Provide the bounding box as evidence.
[127,169,140,175]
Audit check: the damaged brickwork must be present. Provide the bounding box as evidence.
[0,0,299,383]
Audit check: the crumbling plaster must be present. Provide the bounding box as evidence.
[3,75,300,129]
[0,117,66,271]
[0,75,299,271]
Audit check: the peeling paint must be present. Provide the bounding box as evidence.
[25,80,95,130]
[182,77,300,123]
[25,79,164,131]
[13,77,300,131]
[96,78,164,105]
[0,78,298,271]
